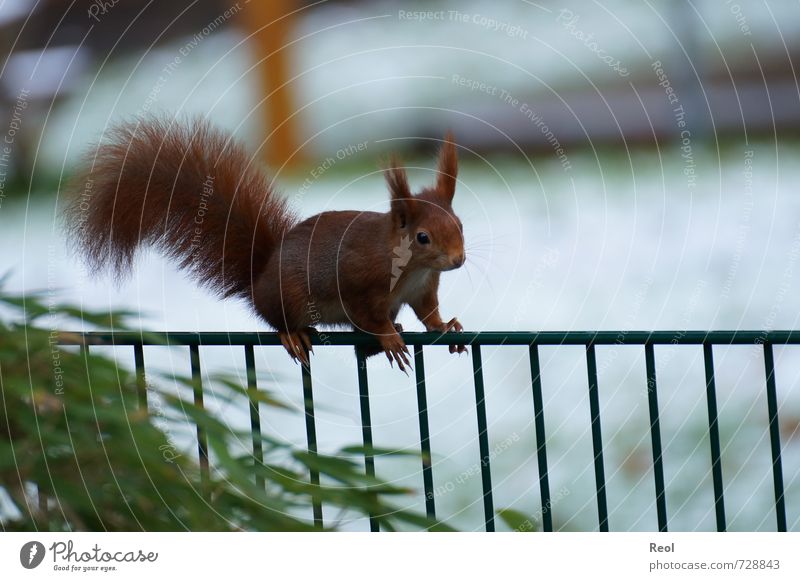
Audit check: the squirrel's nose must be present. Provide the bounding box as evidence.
[452,254,465,268]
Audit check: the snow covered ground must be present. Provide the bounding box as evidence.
[3,0,799,531]
[3,137,800,531]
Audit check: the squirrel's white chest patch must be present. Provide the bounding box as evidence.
[391,268,432,306]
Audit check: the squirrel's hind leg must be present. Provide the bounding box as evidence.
[359,322,411,373]
[357,323,403,359]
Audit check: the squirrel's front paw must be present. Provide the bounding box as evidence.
[432,317,466,354]
[444,317,463,333]
[379,332,411,373]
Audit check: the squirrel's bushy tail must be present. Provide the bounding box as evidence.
[64,116,296,299]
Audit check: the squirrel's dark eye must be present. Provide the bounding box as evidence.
[416,231,430,245]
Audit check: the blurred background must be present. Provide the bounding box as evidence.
[1,0,800,531]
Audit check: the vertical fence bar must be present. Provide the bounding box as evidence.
[133,343,147,410]
[586,343,609,531]
[189,345,210,493]
[529,344,553,532]
[301,360,323,528]
[355,348,379,532]
[645,343,668,532]
[703,342,726,531]
[471,345,495,531]
[414,346,436,521]
[244,345,264,490]
[763,343,787,532]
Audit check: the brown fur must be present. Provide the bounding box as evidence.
[64,118,465,368]
[64,116,296,299]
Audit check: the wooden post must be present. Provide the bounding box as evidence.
[239,0,303,169]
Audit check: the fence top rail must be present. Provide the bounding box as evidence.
[58,330,800,347]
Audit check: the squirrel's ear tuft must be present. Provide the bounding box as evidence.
[385,156,415,228]
[436,132,458,203]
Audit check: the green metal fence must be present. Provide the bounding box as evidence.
[62,330,797,532]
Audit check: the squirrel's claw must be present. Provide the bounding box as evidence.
[299,329,314,354]
[279,331,311,365]
[443,317,467,354]
[397,347,411,374]
[380,332,412,373]
[279,334,298,363]
[385,347,410,374]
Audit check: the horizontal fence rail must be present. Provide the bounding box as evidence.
[59,330,800,346]
[60,330,797,532]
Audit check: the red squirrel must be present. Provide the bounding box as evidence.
[64,117,466,371]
